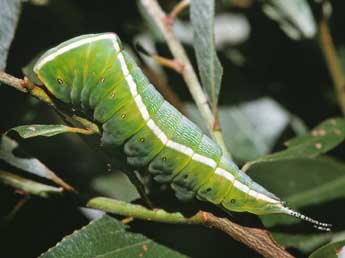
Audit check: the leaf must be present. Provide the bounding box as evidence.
[39,215,189,258]
[91,172,140,203]
[186,98,290,161]
[10,124,93,138]
[309,239,345,258]
[248,158,345,253]
[0,135,73,190]
[249,157,345,209]
[243,118,345,171]
[0,170,62,197]
[190,0,223,111]
[262,0,317,40]
[0,0,22,69]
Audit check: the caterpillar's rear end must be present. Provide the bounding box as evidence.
[33,33,331,231]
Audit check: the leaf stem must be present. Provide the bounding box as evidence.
[0,170,63,197]
[88,197,294,258]
[318,17,345,115]
[140,0,232,159]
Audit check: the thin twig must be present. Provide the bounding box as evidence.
[168,0,190,22]
[318,18,345,115]
[0,71,26,92]
[88,197,294,258]
[140,0,232,158]
[0,71,55,106]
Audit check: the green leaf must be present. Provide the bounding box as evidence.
[39,215,189,258]
[0,135,73,190]
[243,118,345,171]
[248,158,345,253]
[10,124,93,138]
[309,239,345,258]
[186,98,290,161]
[91,172,140,203]
[262,0,316,40]
[0,0,22,69]
[0,170,62,197]
[190,0,223,111]
[250,158,345,210]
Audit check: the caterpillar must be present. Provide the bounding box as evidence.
[33,33,330,230]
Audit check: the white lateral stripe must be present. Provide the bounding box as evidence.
[192,154,217,168]
[112,37,121,52]
[166,141,194,157]
[34,34,116,71]
[248,189,258,199]
[134,95,150,121]
[234,180,250,193]
[257,193,279,203]
[126,74,138,96]
[117,53,130,77]
[147,119,168,143]
[215,168,235,182]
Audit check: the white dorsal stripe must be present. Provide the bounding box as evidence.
[34,33,116,71]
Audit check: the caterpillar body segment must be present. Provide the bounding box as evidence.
[33,33,331,230]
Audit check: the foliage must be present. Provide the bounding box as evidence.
[1,0,345,258]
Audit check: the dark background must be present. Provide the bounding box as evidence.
[1,0,345,257]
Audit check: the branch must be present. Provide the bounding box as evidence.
[318,17,345,115]
[0,71,26,92]
[0,71,55,106]
[88,197,294,258]
[140,0,231,158]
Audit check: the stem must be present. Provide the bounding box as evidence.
[0,170,63,197]
[168,0,190,21]
[140,0,232,159]
[88,197,203,224]
[0,71,26,92]
[88,197,294,258]
[0,71,55,106]
[318,18,345,115]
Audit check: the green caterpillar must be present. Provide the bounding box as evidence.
[33,33,330,230]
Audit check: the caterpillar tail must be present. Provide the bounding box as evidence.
[280,205,332,231]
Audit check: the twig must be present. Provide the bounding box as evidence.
[318,17,345,115]
[0,71,26,92]
[140,0,232,158]
[0,71,55,106]
[168,0,190,22]
[88,197,294,258]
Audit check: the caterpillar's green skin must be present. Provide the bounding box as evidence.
[33,33,329,228]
